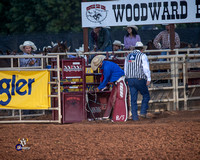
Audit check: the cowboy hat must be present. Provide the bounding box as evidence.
[91,55,106,71]
[75,44,84,53]
[162,23,177,28]
[113,40,124,46]
[19,41,37,51]
[134,42,147,50]
[91,26,111,29]
[123,25,138,31]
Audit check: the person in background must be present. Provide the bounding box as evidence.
[153,24,180,60]
[19,41,40,67]
[19,41,41,115]
[112,40,124,58]
[194,43,200,54]
[113,40,123,51]
[124,25,141,50]
[89,26,112,52]
[91,55,128,122]
[124,42,151,121]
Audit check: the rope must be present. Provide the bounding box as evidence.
[87,91,108,107]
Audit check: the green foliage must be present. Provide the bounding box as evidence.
[1,0,200,34]
[3,0,82,34]
[0,0,11,34]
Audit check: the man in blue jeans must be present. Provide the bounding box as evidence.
[124,42,151,121]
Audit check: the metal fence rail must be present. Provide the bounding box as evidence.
[0,54,62,123]
[0,48,200,123]
[80,48,200,111]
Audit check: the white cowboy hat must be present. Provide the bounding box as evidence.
[91,55,106,71]
[162,23,177,28]
[124,25,138,31]
[43,46,52,51]
[91,26,110,29]
[19,41,37,51]
[113,40,124,47]
[134,42,147,50]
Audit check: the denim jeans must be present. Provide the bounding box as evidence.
[103,45,112,52]
[127,78,150,121]
[159,51,167,61]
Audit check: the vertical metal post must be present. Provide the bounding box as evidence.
[18,58,20,68]
[82,0,89,52]
[175,54,179,110]
[82,0,89,64]
[57,55,62,123]
[184,49,190,110]
[46,57,49,67]
[171,57,176,110]
[41,57,44,69]
[83,28,89,52]
[182,54,188,110]
[12,110,15,116]
[19,109,22,121]
[11,58,14,68]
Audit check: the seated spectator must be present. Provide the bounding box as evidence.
[89,26,112,52]
[19,41,41,67]
[113,40,123,51]
[19,41,41,115]
[112,40,124,58]
[124,25,141,50]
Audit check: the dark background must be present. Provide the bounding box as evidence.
[0,0,199,53]
[0,27,199,53]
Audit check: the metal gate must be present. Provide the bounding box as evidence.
[0,54,62,123]
[0,48,200,123]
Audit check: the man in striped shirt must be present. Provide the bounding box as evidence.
[124,42,151,121]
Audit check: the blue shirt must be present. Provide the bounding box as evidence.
[98,61,124,90]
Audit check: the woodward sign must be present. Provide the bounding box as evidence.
[81,0,200,27]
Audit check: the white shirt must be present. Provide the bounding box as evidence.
[124,50,151,81]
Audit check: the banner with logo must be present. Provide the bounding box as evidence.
[82,0,200,27]
[0,71,51,109]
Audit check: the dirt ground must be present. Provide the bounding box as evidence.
[0,110,200,160]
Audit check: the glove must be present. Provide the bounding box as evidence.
[95,88,99,92]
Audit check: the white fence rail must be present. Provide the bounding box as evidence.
[0,48,200,123]
[0,54,62,123]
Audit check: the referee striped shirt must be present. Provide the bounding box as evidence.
[124,50,151,81]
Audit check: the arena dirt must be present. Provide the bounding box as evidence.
[0,110,200,160]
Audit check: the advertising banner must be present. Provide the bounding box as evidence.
[81,0,200,27]
[0,70,51,109]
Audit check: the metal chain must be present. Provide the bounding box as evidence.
[87,91,107,107]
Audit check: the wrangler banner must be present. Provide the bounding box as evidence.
[81,0,200,27]
[0,71,51,109]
